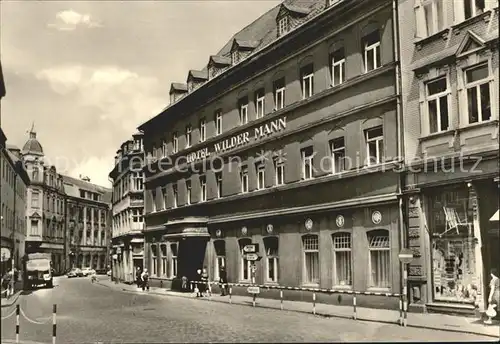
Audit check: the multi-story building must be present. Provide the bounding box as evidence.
[138,0,405,307]
[64,175,112,272]
[398,0,499,315]
[109,132,145,283]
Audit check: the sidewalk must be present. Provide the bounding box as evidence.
[96,279,499,338]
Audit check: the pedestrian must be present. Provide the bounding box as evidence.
[201,266,210,297]
[219,266,228,296]
[485,268,499,324]
[136,267,142,289]
[195,269,202,297]
[140,268,150,291]
[1,269,11,297]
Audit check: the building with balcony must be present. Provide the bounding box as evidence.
[398,0,499,315]
[138,0,405,308]
[108,132,145,283]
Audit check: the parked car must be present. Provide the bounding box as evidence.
[81,267,96,277]
[67,268,83,278]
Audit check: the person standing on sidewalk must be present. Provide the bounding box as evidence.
[135,267,142,289]
[485,268,499,324]
[140,268,150,291]
[219,266,228,296]
[201,266,210,297]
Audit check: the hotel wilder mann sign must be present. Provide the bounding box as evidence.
[186,116,287,164]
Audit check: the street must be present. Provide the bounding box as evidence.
[1,276,497,343]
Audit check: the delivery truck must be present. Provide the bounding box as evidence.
[24,253,53,289]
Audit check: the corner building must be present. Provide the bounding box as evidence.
[140,0,405,308]
[108,133,145,283]
[398,0,499,315]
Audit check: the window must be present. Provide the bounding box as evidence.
[332,233,352,287]
[278,16,289,36]
[273,78,285,110]
[422,0,445,36]
[162,140,168,158]
[274,157,285,186]
[31,191,40,208]
[215,172,222,198]
[303,235,319,285]
[330,137,346,174]
[30,219,38,236]
[173,184,178,208]
[240,167,249,193]
[132,208,143,223]
[185,180,192,205]
[365,126,384,166]
[215,110,223,135]
[214,240,226,281]
[161,245,168,277]
[151,245,158,276]
[464,0,487,19]
[185,125,192,148]
[200,118,206,142]
[200,176,207,202]
[301,147,314,180]
[255,88,265,118]
[301,64,314,99]
[32,168,39,181]
[264,237,279,283]
[239,98,248,125]
[133,172,143,191]
[162,187,168,210]
[465,63,491,124]
[331,48,346,86]
[426,77,450,133]
[256,162,265,190]
[367,230,390,288]
[172,132,178,153]
[239,239,252,281]
[363,30,381,73]
[151,190,157,212]
[170,243,178,278]
[231,50,239,65]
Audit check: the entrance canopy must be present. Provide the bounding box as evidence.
[490,209,499,222]
[162,227,210,240]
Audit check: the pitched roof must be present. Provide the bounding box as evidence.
[170,83,188,93]
[188,70,209,80]
[282,3,312,15]
[62,174,111,202]
[209,55,232,66]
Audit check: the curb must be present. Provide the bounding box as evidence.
[0,291,22,308]
[95,282,499,339]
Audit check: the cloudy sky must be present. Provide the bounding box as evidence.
[1,0,280,187]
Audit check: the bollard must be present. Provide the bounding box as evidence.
[353,294,357,320]
[52,304,57,344]
[399,296,403,326]
[16,304,20,344]
[229,287,232,304]
[190,282,194,292]
[252,293,256,307]
[312,292,316,315]
[280,290,283,310]
[403,298,408,327]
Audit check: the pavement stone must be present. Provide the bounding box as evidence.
[96,278,500,339]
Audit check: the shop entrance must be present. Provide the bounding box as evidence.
[178,237,208,281]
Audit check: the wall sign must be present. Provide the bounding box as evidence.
[336,215,345,228]
[266,224,274,234]
[305,218,313,231]
[372,211,382,224]
[241,226,248,236]
[215,229,222,237]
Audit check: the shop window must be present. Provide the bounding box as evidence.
[161,244,167,277]
[151,245,158,277]
[170,243,178,278]
[332,232,352,287]
[264,237,279,283]
[363,30,381,73]
[367,229,390,289]
[465,63,492,124]
[214,240,226,281]
[239,238,252,281]
[303,234,320,285]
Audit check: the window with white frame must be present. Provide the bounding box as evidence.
[301,64,314,99]
[239,239,252,281]
[256,162,265,190]
[151,245,158,276]
[32,168,39,181]
[215,172,222,198]
[274,78,285,111]
[301,147,314,180]
[161,244,167,277]
[464,0,490,19]
[132,208,143,223]
[264,237,279,283]
[215,110,223,135]
[239,98,248,125]
[214,240,226,281]
[30,219,38,236]
[170,243,178,278]
[200,175,207,202]
[274,157,285,186]
[421,0,445,37]
[200,118,206,142]
[240,167,249,193]
[173,132,178,153]
[31,191,40,208]
[151,190,157,212]
[278,16,289,36]
[303,235,320,285]
[367,230,390,288]
[161,186,167,210]
[162,140,168,158]
[186,180,192,205]
[185,125,192,148]
[465,63,492,124]
[255,88,265,118]
[365,126,384,166]
[330,137,346,174]
[332,232,352,287]
[363,30,381,73]
[331,48,346,86]
[426,77,450,133]
[173,184,178,208]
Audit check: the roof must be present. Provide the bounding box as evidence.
[282,3,312,15]
[5,147,30,185]
[6,143,20,151]
[0,60,5,98]
[132,131,144,137]
[209,55,231,66]
[232,39,260,50]
[22,125,44,156]
[188,70,209,81]
[170,83,188,93]
[62,174,111,202]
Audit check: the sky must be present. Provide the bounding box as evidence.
[0,0,281,188]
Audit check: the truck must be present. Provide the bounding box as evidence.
[23,253,53,289]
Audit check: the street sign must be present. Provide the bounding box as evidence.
[247,286,260,294]
[243,244,259,253]
[398,248,414,264]
[244,253,261,261]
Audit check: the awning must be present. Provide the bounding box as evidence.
[162,227,210,240]
[130,238,144,243]
[490,209,499,222]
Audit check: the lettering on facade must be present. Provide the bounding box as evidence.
[186,116,287,164]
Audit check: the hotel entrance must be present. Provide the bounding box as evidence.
[175,237,208,281]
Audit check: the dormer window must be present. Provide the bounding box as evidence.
[232,50,240,65]
[278,16,289,36]
[328,0,342,6]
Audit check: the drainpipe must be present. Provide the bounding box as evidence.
[12,169,17,271]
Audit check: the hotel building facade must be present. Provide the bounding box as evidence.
[139,0,406,307]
